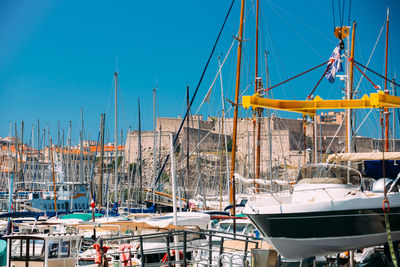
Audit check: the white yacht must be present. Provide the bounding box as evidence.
[244,163,400,259]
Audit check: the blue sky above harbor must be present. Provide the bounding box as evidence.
[0,0,399,145]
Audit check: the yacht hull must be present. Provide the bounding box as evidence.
[247,207,400,259]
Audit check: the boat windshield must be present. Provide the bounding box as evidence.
[296,164,361,185]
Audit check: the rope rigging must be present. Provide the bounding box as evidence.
[154,0,235,187]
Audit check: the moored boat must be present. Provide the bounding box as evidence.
[244,163,400,259]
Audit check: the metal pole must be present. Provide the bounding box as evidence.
[80,108,84,183]
[385,8,390,151]
[20,121,24,183]
[169,132,180,265]
[138,99,143,204]
[186,86,190,202]
[114,72,118,203]
[183,231,187,267]
[346,26,353,182]
[218,56,229,202]
[166,233,171,267]
[99,114,105,209]
[152,88,156,205]
[50,139,57,218]
[139,236,145,266]
[314,116,317,164]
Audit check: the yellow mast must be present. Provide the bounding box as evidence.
[230,0,246,217]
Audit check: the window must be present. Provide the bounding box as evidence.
[59,239,70,258]
[48,239,59,258]
[10,239,25,259]
[29,239,45,260]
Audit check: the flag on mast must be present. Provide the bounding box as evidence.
[90,191,96,209]
[325,43,343,83]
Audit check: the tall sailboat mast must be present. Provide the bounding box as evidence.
[114,71,118,203]
[229,0,245,216]
[138,99,143,204]
[186,86,190,201]
[152,88,157,204]
[254,0,261,188]
[99,114,105,210]
[80,108,84,183]
[384,8,390,151]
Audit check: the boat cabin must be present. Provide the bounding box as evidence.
[5,233,82,267]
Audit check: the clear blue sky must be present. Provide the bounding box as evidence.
[1,0,399,145]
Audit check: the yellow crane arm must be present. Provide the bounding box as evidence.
[242,91,400,116]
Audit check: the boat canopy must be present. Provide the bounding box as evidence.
[327,152,400,162]
[296,163,362,185]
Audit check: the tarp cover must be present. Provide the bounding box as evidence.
[327,152,400,162]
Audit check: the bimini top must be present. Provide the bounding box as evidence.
[296,163,362,185]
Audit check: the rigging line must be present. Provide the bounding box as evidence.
[195,40,235,115]
[337,0,342,27]
[266,1,324,59]
[185,81,254,162]
[341,0,346,27]
[353,109,374,137]
[353,60,400,88]
[331,0,336,31]
[154,0,235,186]
[117,80,130,135]
[334,109,376,156]
[347,0,352,25]
[262,60,329,92]
[104,78,116,121]
[260,6,291,100]
[307,61,334,99]
[268,0,335,45]
[353,22,384,93]
[324,114,345,156]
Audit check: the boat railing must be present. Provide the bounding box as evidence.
[96,229,263,266]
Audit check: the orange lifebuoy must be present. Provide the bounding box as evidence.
[93,243,109,264]
[118,244,133,266]
[161,250,184,263]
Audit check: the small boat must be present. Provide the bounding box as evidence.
[5,232,83,267]
[0,181,90,213]
[244,163,400,259]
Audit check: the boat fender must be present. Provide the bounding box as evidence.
[118,243,133,266]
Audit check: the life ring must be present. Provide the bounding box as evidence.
[161,250,184,263]
[118,243,133,266]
